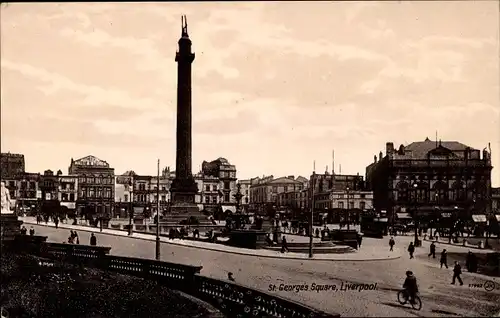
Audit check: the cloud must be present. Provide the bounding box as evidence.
[1,60,172,120]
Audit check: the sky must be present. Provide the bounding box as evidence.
[1,2,499,186]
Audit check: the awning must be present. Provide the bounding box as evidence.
[472,215,487,223]
[396,213,412,219]
[60,202,76,209]
[222,205,236,213]
[496,215,500,222]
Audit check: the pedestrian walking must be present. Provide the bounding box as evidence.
[75,231,80,244]
[389,236,395,251]
[440,249,448,268]
[408,242,415,259]
[54,217,59,229]
[29,227,35,236]
[357,233,362,249]
[452,261,464,285]
[465,251,478,273]
[90,233,97,246]
[428,242,436,258]
[20,226,27,235]
[281,235,289,253]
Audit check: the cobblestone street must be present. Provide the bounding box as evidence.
[31,224,500,317]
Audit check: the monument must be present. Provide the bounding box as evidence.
[1,181,13,214]
[167,16,208,225]
[1,181,23,244]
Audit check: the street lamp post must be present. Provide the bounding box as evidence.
[100,186,104,232]
[309,171,315,258]
[155,159,161,261]
[128,178,133,236]
[346,187,351,231]
[413,183,419,246]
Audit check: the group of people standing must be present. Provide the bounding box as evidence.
[390,236,480,286]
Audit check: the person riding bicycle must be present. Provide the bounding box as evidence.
[403,270,418,304]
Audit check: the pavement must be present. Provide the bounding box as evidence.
[20,217,401,261]
[22,219,500,317]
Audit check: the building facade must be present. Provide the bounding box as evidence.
[69,155,115,218]
[365,138,493,226]
[15,172,41,213]
[58,174,78,215]
[202,158,237,205]
[39,170,60,216]
[237,179,251,213]
[250,175,306,214]
[492,187,500,215]
[0,152,25,179]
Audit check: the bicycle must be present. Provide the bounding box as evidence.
[397,289,422,310]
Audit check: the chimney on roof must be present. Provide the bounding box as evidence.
[386,142,394,156]
[379,151,383,161]
[374,155,377,163]
[287,175,294,180]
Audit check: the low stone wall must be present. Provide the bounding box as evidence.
[8,236,339,318]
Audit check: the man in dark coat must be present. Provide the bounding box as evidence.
[357,233,363,248]
[281,235,289,253]
[428,242,436,258]
[452,261,464,285]
[440,249,448,268]
[466,251,478,273]
[90,233,97,246]
[408,242,415,259]
[403,270,419,304]
[389,237,395,251]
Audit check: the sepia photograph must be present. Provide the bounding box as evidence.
[1,1,499,317]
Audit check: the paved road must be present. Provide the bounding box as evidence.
[32,225,500,317]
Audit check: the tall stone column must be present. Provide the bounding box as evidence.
[169,16,200,217]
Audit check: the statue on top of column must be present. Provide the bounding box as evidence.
[1,181,13,214]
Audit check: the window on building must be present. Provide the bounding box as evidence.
[96,188,102,198]
[212,196,218,203]
[349,202,354,209]
[433,181,448,202]
[245,197,249,204]
[162,187,166,191]
[359,201,365,210]
[62,193,68,201]
[69,183,74,190]
[89,188,95,198]
[86,177,93,184]
[20,181,27,189]
[79,188,85,198]
[96,177,101,184]
[397,182,409,202]
[205,196,210,203]
[9,181,15,188]
[338,202,344,209]
[161,195,166,202]
[224,193,230,202]
[124,194,129,202]
[224,182,230,190]
[154,195,158,202]
[69,193,75,201]
[105,188,111,198]
[360,194,366,198]
[206,185,210,191]
[79,176,85,184]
